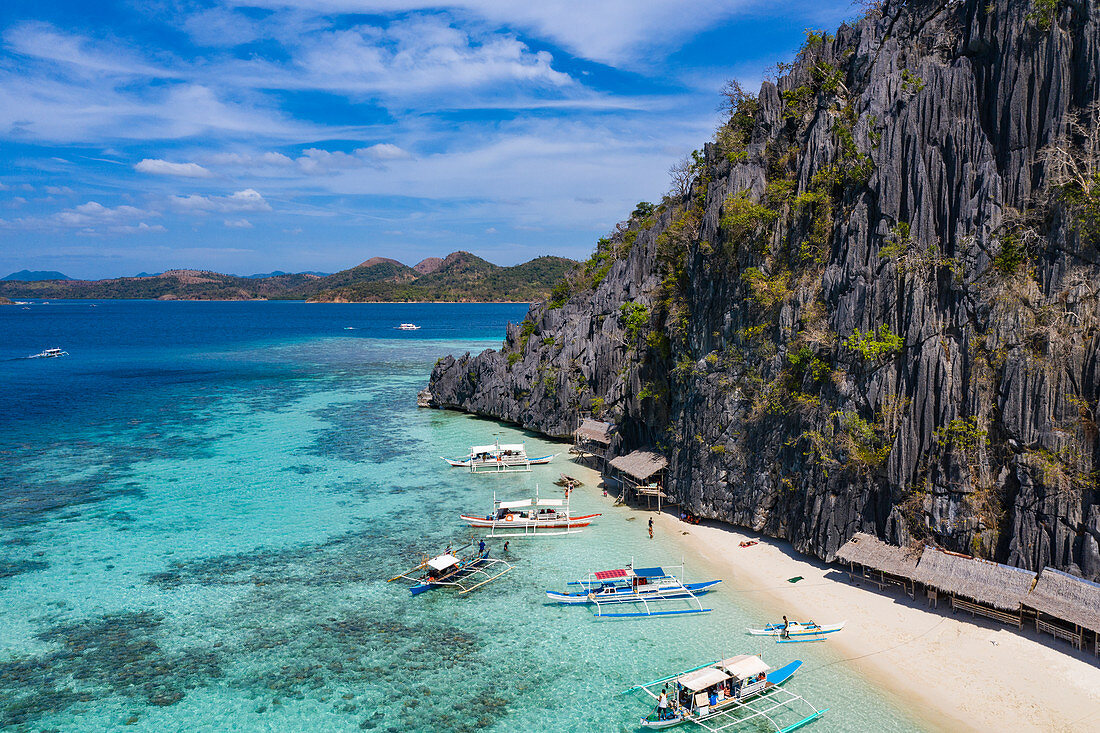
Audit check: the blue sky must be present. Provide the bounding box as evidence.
[0,0,850,278]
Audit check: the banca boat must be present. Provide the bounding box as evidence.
[442,440,557,472]
[30,347,68,358]
[747,620,845,643]
[546,562,720,617]
[396,323,421,330]
[388,544,513,595]
[460,489,599,537]
[626,655,826,732]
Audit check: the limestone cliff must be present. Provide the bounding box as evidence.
[426,0,1100,579]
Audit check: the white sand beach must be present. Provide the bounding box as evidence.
[565,457,1100,733]
[662,513,1100,732]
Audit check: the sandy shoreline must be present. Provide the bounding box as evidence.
[563,458,1100,732]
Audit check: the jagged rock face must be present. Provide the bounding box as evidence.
[426,0,1100,579]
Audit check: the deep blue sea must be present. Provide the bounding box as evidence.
[0,300,922,732]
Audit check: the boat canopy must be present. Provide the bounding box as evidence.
[498,500,532,510]
[633,567,666,579]
[594,569,628,580]
[721,655,770,680]
[470,443,525,454]
[427,555,459,571]
[678,667,730,691]
[537,498,564,507]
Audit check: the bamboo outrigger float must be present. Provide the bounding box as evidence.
[626,655,826,732]
[388,544,514,595]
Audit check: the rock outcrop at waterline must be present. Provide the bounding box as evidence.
[425,0,1100,579]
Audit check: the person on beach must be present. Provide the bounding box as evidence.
[648,517,654,538]
[781,615,790,639]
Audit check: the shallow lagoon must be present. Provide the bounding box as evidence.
[0,301,922,731]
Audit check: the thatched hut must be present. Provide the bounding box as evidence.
[607,449,668,509]
[834,533,922,596]
[912,548,1035,626]
[573,418,614,461]
[1024,567,1100,655]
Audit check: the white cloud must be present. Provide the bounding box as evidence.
[226,0,751,67]
[110,222,166,234]
[205,144,411,175]
[135,159,213,178]
[45,185,74,194]
[5,200,162,234]
[4,21,180,78]
[224,218,253,228]
[170,188,271,213]
[55,201,153,226]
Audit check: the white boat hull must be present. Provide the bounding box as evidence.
[747,621,846,636]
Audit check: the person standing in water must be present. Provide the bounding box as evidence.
[648,517,654,538]
[782,615,790,639]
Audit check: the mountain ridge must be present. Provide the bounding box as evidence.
[0,252,576,302]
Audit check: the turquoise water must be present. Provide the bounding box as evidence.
[0,301,922,731]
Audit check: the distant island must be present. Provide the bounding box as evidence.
[2,270,73,282]
[0,252,576,303]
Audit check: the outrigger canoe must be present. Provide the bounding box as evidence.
[387,545,513,596]
[461,489,599,537]
[547,565,720,617]
[747,620,846,642]
[627,656,827,731]
[442,454,556,468]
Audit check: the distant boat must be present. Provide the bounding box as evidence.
[344,326,356,330]
[30,348,68,358]
[396,323,420,330]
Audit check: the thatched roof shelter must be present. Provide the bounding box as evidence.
[834,533,922,579]
[608,450,667,481]
[575,418,614,444]
[912,548,1036,611]
[1025,567,1100,634]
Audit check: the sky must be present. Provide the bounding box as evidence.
[0,0,851,279]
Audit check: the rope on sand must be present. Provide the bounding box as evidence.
[800,616,947,675]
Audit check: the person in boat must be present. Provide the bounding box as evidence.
[478,539,486,555]
[657,686,669,720]
[782,615,790,638]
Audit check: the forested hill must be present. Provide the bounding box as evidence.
[0,253,576,302]
[426,0,1100,580]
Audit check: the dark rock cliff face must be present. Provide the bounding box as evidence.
[426,0,1100,579]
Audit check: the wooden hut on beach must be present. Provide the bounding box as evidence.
[833,532,921,597]
[833,533,1100,659]
[573,418,614,464]
[607,449,668,509]
[911,548,1035,627]
[1024,567,1100,655]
